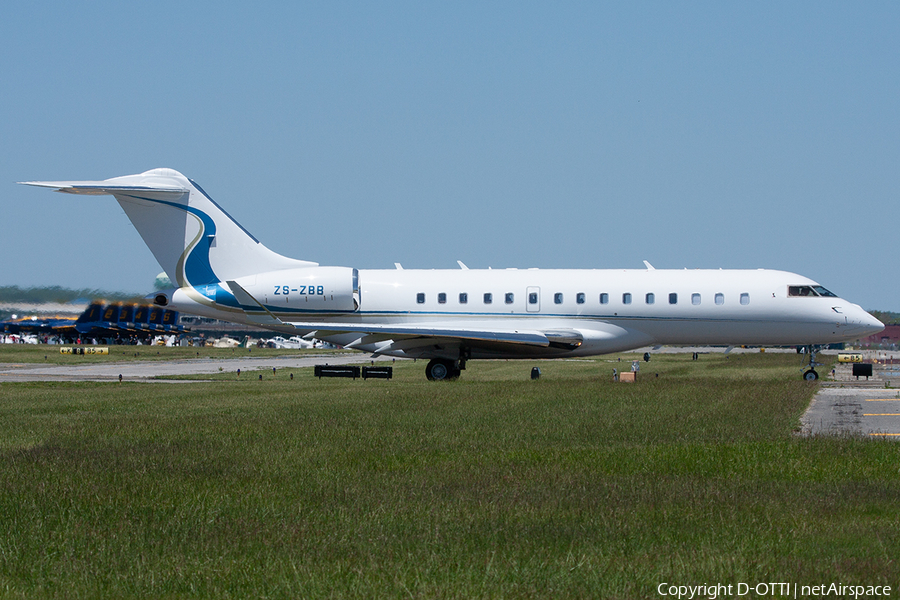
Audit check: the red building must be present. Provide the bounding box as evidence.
[861,324,900,348]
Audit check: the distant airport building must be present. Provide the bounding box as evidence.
[861,324,900,349]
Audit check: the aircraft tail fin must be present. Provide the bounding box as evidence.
[21,168,316,288]
[75,302,104,325]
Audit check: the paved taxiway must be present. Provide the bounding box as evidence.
[0,353,397,382]
[799,354,900,438]
[0,345,787,383]
[801,388,900,438]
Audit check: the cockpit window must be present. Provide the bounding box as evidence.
[788,285,837,298]
[812,285,837,297]
[788,286,815,297]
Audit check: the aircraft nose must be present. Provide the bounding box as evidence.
[849,307,885,337]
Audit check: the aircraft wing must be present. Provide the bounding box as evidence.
[286,321,553,348]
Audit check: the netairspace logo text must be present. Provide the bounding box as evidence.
[657,582,892,599]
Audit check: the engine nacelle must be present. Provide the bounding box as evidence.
[230,267,359,313]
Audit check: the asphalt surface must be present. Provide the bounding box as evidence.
[0,345,787,383]
[801,387,900,438]
[0,353,398,382]
[797,354,900,438]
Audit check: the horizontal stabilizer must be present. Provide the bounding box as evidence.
[19,180,188,196]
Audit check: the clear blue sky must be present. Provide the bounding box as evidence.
[2,2,897,309]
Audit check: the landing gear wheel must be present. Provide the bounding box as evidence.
[426,359,455,381]
[801,345,824,381]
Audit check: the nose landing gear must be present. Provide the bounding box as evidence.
[801,345,823,381]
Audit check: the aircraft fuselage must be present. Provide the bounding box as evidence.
[166,266,878,360]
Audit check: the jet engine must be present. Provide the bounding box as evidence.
[229,267,359,312]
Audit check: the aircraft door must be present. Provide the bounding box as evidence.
[526,286,541,312]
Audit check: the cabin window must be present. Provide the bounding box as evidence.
[576,292,585,304]
[416,293,425,304]
[484,293,493,304]
[669,293,677,304]
[528,292,538,304]
[600,293,609,304]
[554,293,564,304]
[740,293,750,305]
[692,293,701,305]
[459,292,468,304]
[715,293,724,305]
[646,293,655,305]
[623,293,632,305]
[505,292,514,304]
[438,292,447,304]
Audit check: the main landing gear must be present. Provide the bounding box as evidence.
[425,358,463,381]
[801,345,823,381]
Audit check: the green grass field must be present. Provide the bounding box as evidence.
[0,349,897,598]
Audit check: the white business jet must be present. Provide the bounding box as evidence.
[22,168,883,381]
